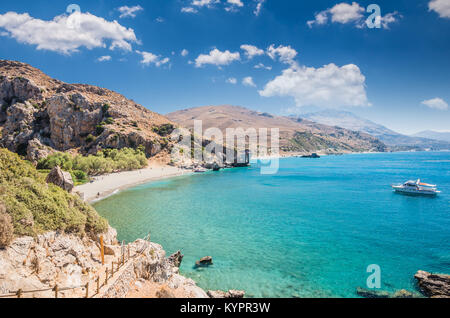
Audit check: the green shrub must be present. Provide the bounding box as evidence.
[102,103,110,114]
[37,147,148,177]
[86,134,96,143]
[95,124,105,135]
[0,149,108,238]
[105,117,115,125]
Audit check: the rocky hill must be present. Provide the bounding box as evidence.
[0,60,179,163]
[167,105,387,154]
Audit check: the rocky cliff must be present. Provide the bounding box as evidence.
[0,60,178,162]
[0,227,208,298]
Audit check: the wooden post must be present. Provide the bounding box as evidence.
[85,282,89,298]
[121,241,125,265]
[96,277,100,295]
[54,284,59,298]
[105,268,109,285]
[127,245,130,260]
[100,235,105,266]
[112,262,115,275]
[17,289,22,298]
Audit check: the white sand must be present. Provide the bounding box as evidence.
[74,166,192,203]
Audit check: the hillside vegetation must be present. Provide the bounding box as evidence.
[0,148,108,241]
[37,147,148,183]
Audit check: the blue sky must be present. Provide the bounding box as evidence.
[0,0,449,134]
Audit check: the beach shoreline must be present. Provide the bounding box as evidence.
[75,165,193,203]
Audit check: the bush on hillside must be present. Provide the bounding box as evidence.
[37,147,148,178]
[0,149,108,239]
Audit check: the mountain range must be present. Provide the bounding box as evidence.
[299,110,450,151]
[412,130,450,143]
[167,106,387,154]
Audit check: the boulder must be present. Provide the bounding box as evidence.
[415,270,450,298]
[168,251,184,268]
[46,166,74,192]
[195,256,213,268]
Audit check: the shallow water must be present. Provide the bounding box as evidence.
[94,152,450,298]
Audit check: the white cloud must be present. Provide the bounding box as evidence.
[136,50,170,67]
[254,63,272,70]
[329,2,365,24]
[259,63,370,109]
[226,77,237,84]
[155,17,165,23]
[97,55,112,62]
[308,2,364,27]
[375,11,401,29]
[192,0,219,7]
[422,98,449,110]
[429,0,450,18]
[308,2,401,29]
[254,0,266,16]
[181,49,189,57]
[227,0,244,7]
[267,44,298,64]
[240,44,265,59]
[195,48,240,68]
[0,11,138,54]
[243,76,256,87]
[117,5,144,19]
[181,7,198,13]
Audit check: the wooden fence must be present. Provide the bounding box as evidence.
[0,234,151,299]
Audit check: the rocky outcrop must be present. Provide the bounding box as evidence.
[0,60,180,160]
[46,166,74,193]
[356,287,419,298]
[0,227,209,299]
[207,290,245,298]
[168,250,183,268]
[195,256,213,268]
[0,228,116,298]
[415,270,450,298]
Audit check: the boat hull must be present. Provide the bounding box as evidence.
[392,187,439,196]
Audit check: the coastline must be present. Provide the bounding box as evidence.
[75,165,193,203]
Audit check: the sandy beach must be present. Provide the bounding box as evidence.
[75,165,193,203]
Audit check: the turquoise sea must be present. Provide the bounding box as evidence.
[94,152,450,298]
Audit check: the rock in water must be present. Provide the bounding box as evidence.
[195,256,213,268]
[415,270,450,298]
[46,166,74,193]
[356,287,390,298]
[168,250,184,268]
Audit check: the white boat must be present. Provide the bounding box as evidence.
[392,179,441,196]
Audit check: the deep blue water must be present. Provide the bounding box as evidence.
[94,152,450,298]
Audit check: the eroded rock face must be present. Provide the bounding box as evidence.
[168,250,183,268]
[46,94,102,150]
[26,138,54,163]
[46,166,74,193]
[415,270,450,298]
[0,76,42,106]
[0,230,112,298]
